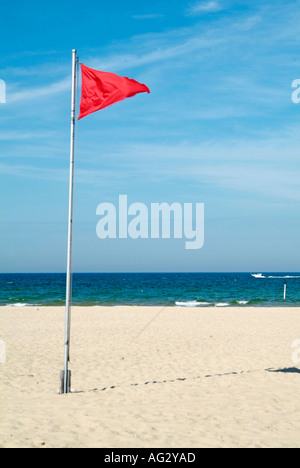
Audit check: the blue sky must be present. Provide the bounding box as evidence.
[0,0,300,272]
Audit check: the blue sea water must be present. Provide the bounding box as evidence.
[0,273,299,307]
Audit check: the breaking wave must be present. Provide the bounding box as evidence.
[175,300,250,307]
[175,301,211,307]
[252,273,300,279]
[6,303,35,307]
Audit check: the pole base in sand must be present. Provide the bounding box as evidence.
[60,370,71,394]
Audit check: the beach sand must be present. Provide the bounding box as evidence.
[0,306,300,448]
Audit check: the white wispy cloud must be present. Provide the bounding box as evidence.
[0,162,68,182]
[2,1,299,166]
[0,130,57,141]
[4,4,290,110]
[187,1,223,15]
[133,14,164,20]
[8,76,70,103]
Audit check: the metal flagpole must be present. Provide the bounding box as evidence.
[60,49,77,394]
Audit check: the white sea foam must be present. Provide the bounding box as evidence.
[6,303,33,307]
[215,302,230,307]
[175,301,211,307]
[237,300,249,305]
[252,273,300,279]
[268,275,300,279]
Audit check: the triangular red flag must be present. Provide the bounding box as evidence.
[78,64,150,119]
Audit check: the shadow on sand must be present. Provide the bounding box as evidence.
[70,366,298,394]
[266,367,300,374]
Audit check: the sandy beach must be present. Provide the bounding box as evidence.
[0,305,300,448]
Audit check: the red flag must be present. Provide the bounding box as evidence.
[78,64,150,119]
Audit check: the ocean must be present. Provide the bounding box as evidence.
[0,273,299,307]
